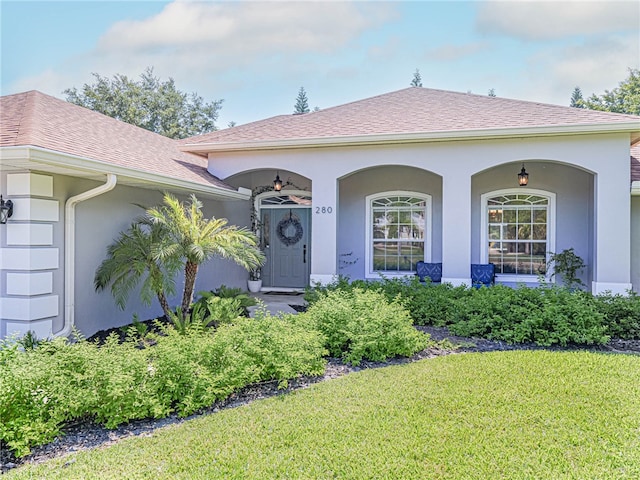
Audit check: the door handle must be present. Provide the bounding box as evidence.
[303,244,307,263]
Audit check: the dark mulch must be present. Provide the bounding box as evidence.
[2,325,639,472]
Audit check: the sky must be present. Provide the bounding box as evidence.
[1,0,639,127]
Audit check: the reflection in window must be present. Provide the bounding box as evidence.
[487,194,549,275]
[371,195,427,273]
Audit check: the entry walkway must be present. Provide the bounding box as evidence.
[247,291,306,317]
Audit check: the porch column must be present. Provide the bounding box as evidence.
[441,173,472,286]
[592,170,632,294]
[309,176,338,285]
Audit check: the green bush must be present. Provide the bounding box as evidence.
[0,315,326,458]
[303,288,430,365]
[447,286,609,346]
[595,291,640,339]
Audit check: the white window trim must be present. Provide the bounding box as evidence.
[255,190,312,212]
[480,188,556,284]
[365,190,432,279]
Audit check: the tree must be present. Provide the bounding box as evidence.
[94,216,181,319]
[95,194,264,317]
[294,87,310,114]
[570,87,584,108]
[147,194,265,313]
[410,69,423,87]
[64,67,223,139]
[580,68,640,115]
[488,88,496,97]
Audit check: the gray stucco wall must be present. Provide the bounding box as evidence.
[632,196,640,293]
[472,161,594,287]
[51,175,251,338]
[337,165,442,280]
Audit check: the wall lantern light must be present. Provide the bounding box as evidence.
[518,164,529,187]
[0,195,13,224]
[273,172,283,191]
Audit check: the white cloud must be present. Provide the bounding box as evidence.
[4,69,74,98]
[424,42,490,61]
[477,0,639,40]
[82,0,397,113]
[98,1,393,57]
[504,33,639,106]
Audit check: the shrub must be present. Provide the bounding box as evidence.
[448,286,609,346]
[0,315,326,458]
[303,288,430,365]
[596,291,640,339]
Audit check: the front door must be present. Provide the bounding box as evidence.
[262,208,311,288]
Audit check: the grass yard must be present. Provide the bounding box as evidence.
[8,350,640,479]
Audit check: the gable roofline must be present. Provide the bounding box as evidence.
[180,122,640,153]
[0,145,250,200]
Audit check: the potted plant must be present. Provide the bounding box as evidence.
[546,248,586,290]
[248,267,262,293]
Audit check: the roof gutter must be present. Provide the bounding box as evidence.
[632,181,640,196]
[0,146,249,200]
[179,122,640,153]
[56,174,118,338]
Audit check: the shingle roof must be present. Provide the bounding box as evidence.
[182,87,640,146]
[0,91,235,191]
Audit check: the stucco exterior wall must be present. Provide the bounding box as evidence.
[632,196,640,293]
[1,170,252,339]
[207,132,632,291]
[71,181,250,337]
[337,166,442,279]
[472,162,594,287]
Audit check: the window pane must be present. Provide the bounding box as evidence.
[517,225,532,240]
[489,225,501,240]
[503,210,516,223]
[533,209,547,223]
[505,224,517,239]
[532,243,546,256]
[517,256,533,275]
[533,224,546,240]
[398,256,412,271]
[373,256,386,270]
[488,209,502,223]
[518,209,531,223]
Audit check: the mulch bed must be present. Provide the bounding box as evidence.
[2,324,639,472]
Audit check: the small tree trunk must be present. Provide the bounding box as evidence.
[182,261,199,313]
[157,291,172,319]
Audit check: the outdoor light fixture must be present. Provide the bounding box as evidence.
[273,173,283,192]
[0,195,13,224]
[518,164,529,187]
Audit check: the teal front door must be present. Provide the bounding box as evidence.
[262,208,310,288]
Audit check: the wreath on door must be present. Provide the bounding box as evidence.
[276,215,304,246]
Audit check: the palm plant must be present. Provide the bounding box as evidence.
[94,217,180,319]
[147,193,265,313]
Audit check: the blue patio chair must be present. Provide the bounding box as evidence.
[416,261,442,284]
[471,263,495,288]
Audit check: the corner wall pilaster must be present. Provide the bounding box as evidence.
[0,173,59,338]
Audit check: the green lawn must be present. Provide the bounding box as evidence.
[9,351,640,479]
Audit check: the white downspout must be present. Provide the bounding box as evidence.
[56,174,117,337]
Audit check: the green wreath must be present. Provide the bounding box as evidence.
[276,217,304,246]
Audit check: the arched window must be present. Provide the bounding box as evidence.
[365,192,431,277]
[481,189,555,279]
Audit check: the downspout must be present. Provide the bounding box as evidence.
[56,174,117,337]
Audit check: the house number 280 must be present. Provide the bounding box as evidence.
[315,206,333,214]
